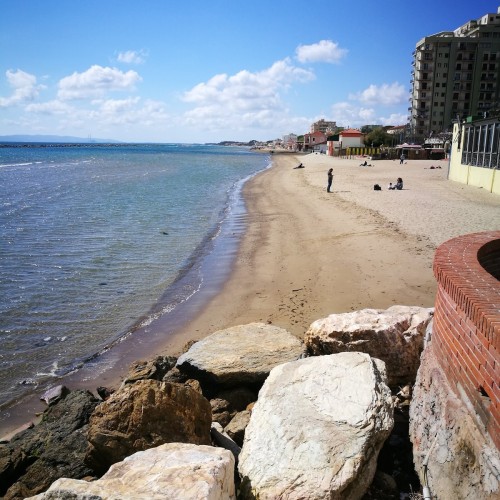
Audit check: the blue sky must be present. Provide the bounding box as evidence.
[0,0,498,143]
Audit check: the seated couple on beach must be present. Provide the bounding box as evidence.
[388,177,403,190]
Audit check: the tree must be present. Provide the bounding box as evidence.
[363,127,392,147]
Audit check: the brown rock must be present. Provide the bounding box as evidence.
[225,410,251,446]
[85,379,212,475]
[211,398,233,427]
[122,355,177,385]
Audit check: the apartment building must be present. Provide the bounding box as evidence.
[310,119,337,134]
[409,7,500,143]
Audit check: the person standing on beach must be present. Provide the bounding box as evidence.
[327,168,333,193]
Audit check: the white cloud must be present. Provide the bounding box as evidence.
[90,97,168,125]
[57,65,142,100]
[331,102,376,127]
[378,112,408,126]
[0,69,45,107]
[182,58,314,131]
[117,50,148,64]
[350,82,407,105]
[25,99,73,115]
[295,40,347,64]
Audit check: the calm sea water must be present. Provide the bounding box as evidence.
[0,143,269,422]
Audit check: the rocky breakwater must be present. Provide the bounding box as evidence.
[304,305,434,387]
[238,352,394,499]
[1,308,435,499]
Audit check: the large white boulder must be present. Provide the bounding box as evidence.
[176,322,306,387]
[238,352,394,499]
[305,305,434,386]
[28,443,235,500]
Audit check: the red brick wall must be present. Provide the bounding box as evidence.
[433,231,500,450]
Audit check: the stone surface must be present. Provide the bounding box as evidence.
[410,343,500,499]
[40,385,70,406]
[304,305,434,386]
[225,410,251,447]
[121,355,177,386]
[0,390,99,499]
[211,422,241,461]
[210,398,233,427]
[28,443,235,500]
[176,323,306,388]
[238,352,394,499]
[85,379,212,475]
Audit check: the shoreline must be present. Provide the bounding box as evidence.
[2,152,499,439]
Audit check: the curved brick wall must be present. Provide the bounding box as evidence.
[432,231,500,450]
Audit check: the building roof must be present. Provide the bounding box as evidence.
[340,129,363,137]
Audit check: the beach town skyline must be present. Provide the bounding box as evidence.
[1,0,496,144]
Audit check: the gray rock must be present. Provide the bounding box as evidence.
[238,352,394,499]
[0,390,99,499]
[40,385,70,406]
[85,379,212,475]
[28,443,236,500]
[305,305,434,386]
[176,322,306,388]
[211,422,241,461]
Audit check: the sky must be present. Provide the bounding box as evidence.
[0,0,498,143]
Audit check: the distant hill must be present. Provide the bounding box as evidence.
[0,134,121,144]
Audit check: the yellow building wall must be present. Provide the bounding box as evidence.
[448,123,499,194]
[467,166,497,192]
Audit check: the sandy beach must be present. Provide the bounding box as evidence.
[161,152,500,351]
[2,152,499,439]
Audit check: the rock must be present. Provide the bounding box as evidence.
[176,323,306,388]
[40,384,70,406]
[185,378,203,394]
[122,355,177,385]
[225,410,251,447]
[238,352,394,499]
[210,398,233,427]
[211,422,241,461]
[85,379,212,475]
[162,366,189,384]
[304,305,434,386]
[0,390,99,499]
[96,386,114,400]
[410,344,500,499]
[28,443,236,500]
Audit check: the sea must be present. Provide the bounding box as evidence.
[0,143,270,432]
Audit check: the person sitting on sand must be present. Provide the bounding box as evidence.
[395,177,403,190]
[294,163,305,169]
[388,182,395,190]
